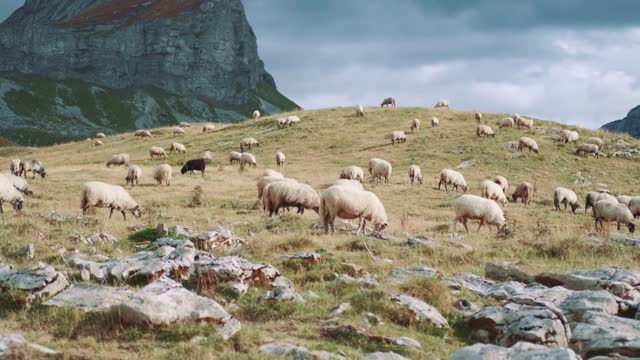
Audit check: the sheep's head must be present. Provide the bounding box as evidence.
[39,170,47,178]
[570,203,581,213]
[629,223,636,233]
[131,206,142,218]
[533,148,539,154]
[462,185,468,192]
[12,199,23,212]
[375,222,388,232]
[180,166,188,175]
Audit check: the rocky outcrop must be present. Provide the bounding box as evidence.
[602,105,640,138]
[449,342,581,360]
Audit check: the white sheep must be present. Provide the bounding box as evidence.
[561,130,579,143]
[286,115,301,126]
[575,143,599,158]
[252,110,261,120]
[229,151,242,165]
[452,194,505,233]
[434,99,449,109]
[518,137,539,153]
[512,182,533,205]
[340,166,365,182]
[438,169,468,192]
[356,105,365,117]
[179,122,191,128]
[411,118,421,132]
[202,124,215,133]
[333,179,364,190]
[553,187,581,213]
[200,151,213,163]
[431,117,440,128]
[257,175,287,200]
[10,160,20,176]
[499,117,515,128]
[169,142,186,154]
[94,140,104,146]
[277,117,288,128]
[516,117,534,130]
[627,197,640,218]
[494,175,509,194]
[96,132,106,138]
[153,164,172,186]
[408,165,423,185]
[368,158,384,175]
[135,130,153,138]
[149,146,168,159]
[372,160,392,184]
[0,172,32,196]
[19,159,47,178]
[173,127,186,136]
[476,125,495,138]
[617,195,632,207]
[586,137,604,149]
[80,181,141,219]
[593,200,635,233]
[320,186,388,234]
[240,153,257,169]
[475,112,483,123]
[240,137,260,151]
[381,97,396,107]
[480,179,508,207]
[388,131,407,145]
[106,154,130,168]
[262,180,320,216]
[125,165,142,187]
[585,191,618,214]
[263,169,284,178]
[0,177,24,213]
[275,151,286,168]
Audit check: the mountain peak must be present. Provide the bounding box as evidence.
[601,105,640,138]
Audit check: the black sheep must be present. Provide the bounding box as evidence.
[181,159,206,176]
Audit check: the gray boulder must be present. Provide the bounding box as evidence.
[259,342,345,359]
[0,334,59,358]
[361,352,409,360]
[389,293,448,328]
[43,284,134,312]
[570,311,640,358]
[449,341,581,360]
[0,262,69,304]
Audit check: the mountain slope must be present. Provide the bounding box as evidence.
[601,105,640,138]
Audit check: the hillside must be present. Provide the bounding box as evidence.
[0,107,639,359]
[601,105,640,139]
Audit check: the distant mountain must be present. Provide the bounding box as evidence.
[0,0,298,146]
[601,105,640,138]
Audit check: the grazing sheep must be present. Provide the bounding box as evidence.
[257,175,288,200]
[277,117,288,128]
[356,105,365,117]
[518,137,539,153]
[0,172,33,196]
[153,164,172,186]
[494,176,509,194]
[106,154,130,168]
[252,110,261,120]
[372,160,392,184]
[586,137,604,149]
[408,165,423,185]
[438,169,468,192]
[19,159,47,179]
[80,181,141,219]
[617,195,632,207]
[476,125,495,138]
[480,180,508,207]
[368,158,384,175]
[202,124,215,133]
[512,182,533,205]
[340,166,365,182]
[149,146,168,159]
[333,179,364,190]
[453,194,505,233]
[0,178,24,213]
[169,142,186,154]
[200,151,213,163]
[575,143,599,158]
[262,180,320,216]
[627,197,640,218]
[388,131,407,145]
[499,117,515,128]
[229,151,242,165]
[475,112,483,123]
[434,100,449,109]
[10,160,20,176]
[240,137,260,151]
[381,97,396,108]
[431,117,440,128]
[240,153,257,169]
[516,117,534,130]
[593,200,635,233]
[96,132,106,138]
[553,187,581,213]
[275,151,286,168]
[125,165,142,187]
[585,191,618,214]
[286,115,301,126]
[320,186,388,234]
[173,127,186,136]
[561,130,580,143]
[411,118,421,132]
[94,140,104,146]
[263,169,284,178]
[179,122,190,127]
[181,159,206,176]
[135,130,153,138]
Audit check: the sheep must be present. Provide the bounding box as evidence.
[438,169,468,192]
[431,117,440,128]
[169,142,186,154]
[0,172,32,196]
[96,132,106,138]
[480,179,508,207]
[106,154,130,168]
[240,153,257,169]
[286,115,301,126]
[499,117,515,128]
[19,159,47,179]
[257,175,288,200]
[434,100,449,109]
[200,151,213,163]
[381,97,396,108]
[135,130,153,138]
[179,121,191,128]
[10,160,20,176]
[512,182,533,205]
[585,191,618,214]
[277,117,288,128]
[320,186,388,234]
[368,158,384,175]
[372,160,392,184]
[553,187,581,213]
[275,151,286,168]
[628,197,640,218]
[333,179,364,190]
[94,140,104,146]
[575,143,599,158]
[494,176,509,194]
[518,137,539,153]
[340,166,365,183]
[240,137,260,151]
[516,117,534,130]
[593,200,635,233]
[561,130,579,143]
[173,127,186,136]
[388,131,407,145]
[476,125,495,138]
[262,180,320,216]
[229,151,242,165]
[452,194,506,233]
[475,112,483,123]
[149,146,168,159]
[80,181,141,220]
[202,124,215,133]
[408,165,423,185]
[0,178,24,213]
[263,169,284,178]
[411,118,421,132]
[125,165,142,187]
[252,110,261,120]
[153,164,172,186]
[181,159,206,176]
[587,137,604,149]
[356,105,365,117]
[617,195,632,207]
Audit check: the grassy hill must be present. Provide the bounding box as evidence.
[0,106,639,359]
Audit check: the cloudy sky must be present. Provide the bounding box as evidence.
[3,1,640,128]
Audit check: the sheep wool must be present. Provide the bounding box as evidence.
[263,169,284,178]
[169,142,186,154]
[149,146,168,159]
[593,200,635,233]
[125,165,142,187]
[411,118,421,132]
[617,195,632,207]
[252,110,261,120]
[518,137,539,153]
[585,191,618,214]
[475,112,483,123]
[452,194,505,233]
[106,154,130,168]
[153,164,172,186]
[240,138,260,151]
[480,179,508,207]
[19,159,47,179]
[179,121,191,127]
[476,125,494,137]
[173,127,186,136]
[10,159,20,176]
[275,151,286,168]
[320,186,388,234]
[368,158,384,175]
[372,160,392,184]
[408,165,423,185]
[381,97,396,107]
[229,151,242,165]
[0,172,32,196]
[561,130,579,143]
[494,176,509,194]
[200,151,213,163]
[434,100,449,109]
[512,182,533,205]
[389,131,407,145]
[576,143,599,158]
[96,132,106,138]
[262,180,319,216]
[438,169,468,192]
[340,166,365,182]
[257,176,288,200]
[356,105,365,117]
[0,177,24,213]
[586,137,604,148]
[499,117,515,128]
[627,197,640,217]
[80,181,141,219]
[94,140,104,146]
[553,187,580,213]
[203,124,215,133]
[431,117,440,128]
[240,153,257,169]
[333,179,364,190]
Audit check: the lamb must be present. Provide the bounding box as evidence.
[585,191,618,214]
[257,175,288,200]
[202,124,215,133]
[368,158,384,175]
[169,142,186,154]
[181,159,206,176]
[411,118,421,132]
[106,154,130,168]
[575,143,599,158]
[452,194,506,233]
[561,130,579,143]
[381,97,396,108]
[149,146,168,159]
[80,181,141,219]
[512,182,533,205]
[262,180,320,216]
[229,151,242,165]
[179,122,191,128]
[438,169,468,192]
[475,112,483,123]
[434,100,449,109]
[240,153,257,169]
[240,137,260,151]
[476,125,495,138]
[499,117,515,128]
[252,110,261,120]
[494,175,509,194]
[480,179,508,207]
[356,105,365,117]
[125,165,142,187]
[153,164,172,186]
[431,117,440,128]
[319,186,388,234]
[388,131,407,144]
[275,151,286,168]
[408,165,423,185]
[135,130,153,138]
[518,137,539,153]
[553,187,581,213]
[516,117,534,130]
[333,179,364,190]
[96,132,106,138]
[0,178,24,213]
[286,115,301,126]
[263,169,284,178]
[340,166,365,182]
[19,159,47,179]
[10,160,20,176]
[200,151,213,163]
[586,137,604,149]
[372,160,392,184]
[617,195,632,207]
[94,140,104,146]
[593,200,635,233]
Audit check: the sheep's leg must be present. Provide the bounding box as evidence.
[462,219,470,233]
[476,220,484,232]
[121,210,127,220]
[109,207,115,219]
[617,222,621,231]
[0,201,3,214]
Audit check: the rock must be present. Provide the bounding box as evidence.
[570,311,640,358]
[303,291,320,300]
[362,312,384,326]
[453,299,480,316]
[392,337,421,349]
[335,274,379,288]
[169,225,193,238]
[220,318,242,341]
[456,159,476,169]
[504,141,519,149]
[449,341,581,360]
[485,262,534,284]
[151,238,195,249]
[447,273,497,295]
[191,226,245,251]
[389,293,448,328]
[259,342,345,359]
[16,244,35,259]
[321,324,418,351]
[609,233,640,247]
[0,334,60,358]
[281,252,322,265]
[361,352,409,360]
[69,232,118,245]
[331,303,352,316]
[40,211,98,226]
[156,223,169,237]
[0,262,69,304]
[388,266,441,281]
[406,235,435,246]
[511,152,524,159]
[44,284,134,312]
[259,286,305,303]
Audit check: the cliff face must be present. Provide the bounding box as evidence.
[601,106,640,139]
